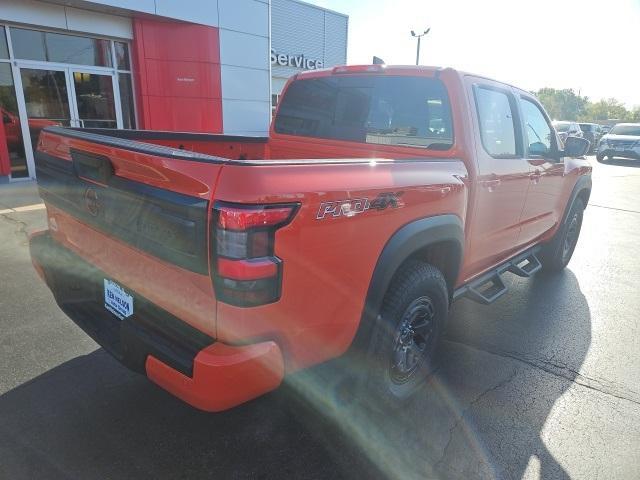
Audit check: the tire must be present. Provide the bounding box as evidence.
[596,153,605,162]
[363,262,448,408]
[540,197,585,272]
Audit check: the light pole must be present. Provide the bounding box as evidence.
[411,28,430,65]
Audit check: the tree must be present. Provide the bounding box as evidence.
[534,88,637,123]
[584,98,629,122]
[534,88,589,121]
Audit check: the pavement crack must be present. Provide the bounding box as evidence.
[444,338,640,407]
[434,368,518,472]
[588,203,640,215]
[0,212,29,242]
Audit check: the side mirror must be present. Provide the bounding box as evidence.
[529,142,549,156]
[563,136,590,157]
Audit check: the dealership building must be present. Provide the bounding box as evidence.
[0,0,348,181]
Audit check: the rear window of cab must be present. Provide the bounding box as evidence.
[274,75,454,150]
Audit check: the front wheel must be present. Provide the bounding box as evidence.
[364,262,448,407]
[596,153,605,162]
[540,198,585,272]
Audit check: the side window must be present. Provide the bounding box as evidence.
[475,87,517,158]
[520,97,553,157]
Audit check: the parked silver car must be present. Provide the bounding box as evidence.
[596,123,640,161]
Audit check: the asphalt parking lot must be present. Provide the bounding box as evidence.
[1,156,639,479]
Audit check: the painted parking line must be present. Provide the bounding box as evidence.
[0,203,46,214]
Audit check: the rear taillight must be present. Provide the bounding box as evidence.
[212,202,299,307]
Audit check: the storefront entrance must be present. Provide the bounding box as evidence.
[18,66,119,154]
[0,25,135,180]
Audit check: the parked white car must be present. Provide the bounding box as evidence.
[596,123,640,162]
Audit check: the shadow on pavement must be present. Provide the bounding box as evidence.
[0,270,590,479]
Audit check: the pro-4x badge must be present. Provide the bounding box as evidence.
[317,192,404,219]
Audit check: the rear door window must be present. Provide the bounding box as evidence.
[274,75,453,150]
[474,87,518,158]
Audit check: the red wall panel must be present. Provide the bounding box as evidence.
[145,60,221,99]
[146,97,223,132]
[140,21,220,63]
[132,18,223,133]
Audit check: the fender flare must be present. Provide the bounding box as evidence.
[350,214,464,353]
[563,175,592,224]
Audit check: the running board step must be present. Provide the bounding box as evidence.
[507,253,542,278]
[465,273,508,305]
[453,248,542,305]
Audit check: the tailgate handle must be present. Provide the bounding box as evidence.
[71,149,114,185]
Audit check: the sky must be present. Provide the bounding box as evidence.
[306,0,640,108]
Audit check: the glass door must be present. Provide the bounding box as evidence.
[14,65,120,177]
[70,70,118,128]
[18,67,72,157]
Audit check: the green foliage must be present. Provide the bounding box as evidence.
[533,88,638,123]
[535,88,588,121]
[583,98,629,122]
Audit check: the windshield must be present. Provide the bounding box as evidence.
[609,125,640,136]
[579,124,593,131]
[274,75,454,149]
[554,122,570,132]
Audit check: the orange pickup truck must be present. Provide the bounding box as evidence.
[30,65,592,412]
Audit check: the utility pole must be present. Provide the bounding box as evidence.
[411,28,430,65]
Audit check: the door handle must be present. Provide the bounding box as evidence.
[480,179,501,192]
[529,170,542,184]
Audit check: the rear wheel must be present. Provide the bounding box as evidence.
[540,198,585,272]
[596,153,605,162]
[364,262,448,407]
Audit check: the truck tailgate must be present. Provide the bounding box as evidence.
[35,127,224,337]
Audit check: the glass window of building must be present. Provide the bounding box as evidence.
[114,42,130,70]
[0,27,9,59]
[118,73,136,129]
[10,28,112,67]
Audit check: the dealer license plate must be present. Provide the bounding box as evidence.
[104,279,134,320]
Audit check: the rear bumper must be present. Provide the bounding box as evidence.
[29,231,284,412]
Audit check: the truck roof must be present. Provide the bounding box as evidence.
[293,64,532,97]
[295,64,447,79]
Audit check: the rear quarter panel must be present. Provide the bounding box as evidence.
[214,159,468,371]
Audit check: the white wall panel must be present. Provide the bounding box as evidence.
[154,0,219,27]
[218,0,268,37]
[0,1,132,39]
[74,0,155,14]
[222,99,271,135]
[65,7,132,39]
[0,0,67,30]
[221,65,270,101]
[219,30,269,70]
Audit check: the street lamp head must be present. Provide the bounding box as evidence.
[411,30,416,36]
[424,28,431,35]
